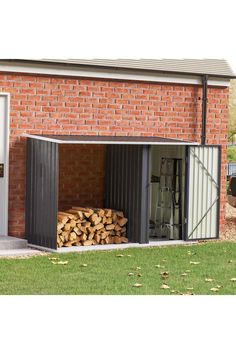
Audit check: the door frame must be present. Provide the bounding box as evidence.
[0,93,10,236]
[184,144,221,241]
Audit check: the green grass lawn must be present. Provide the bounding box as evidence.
[1,241,236,295]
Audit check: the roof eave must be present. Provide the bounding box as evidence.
[1,59,236,79]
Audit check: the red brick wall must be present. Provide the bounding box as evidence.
[59,144,106,210]
[0,73,229,237]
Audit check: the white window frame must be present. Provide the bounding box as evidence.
[0,92,10,236]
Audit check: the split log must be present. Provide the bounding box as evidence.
[64,223,71,231]
[88,233,94,240]
[72,207,94,218]
[57,222,64,231]
[80,233,87,242]
[120,236,128,243]
[74,227,82,236]
[105,224,115,231]
[97,209,105,217]
[69,220,77,228]
[115,211,124,218]
[82,240,93,246]
[57,214,69,224]
[118,217,128,227]
[95,223,104,231]
[58,211,77,220]
[113,236,122,244]
[105,217,113,224]
[69,232,77,241]
[94,234,101,244]
[114,224,122,232]
[90,214,102,226]
[104,209,112,217]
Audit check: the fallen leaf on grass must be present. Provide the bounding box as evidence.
[190,261,200,265]
[205,278,214,282]
[210,288,219,292]
[160,271,169,279]
[187,251,196,256]
[155,264,164,268]
[230,278,236,282]
[49,257,58,260]
[136,267,141,270]
[160,284,170,289]
[181,273,188,276]
[127,255,132,257]
[228,260,233,263]
[136,273,142,277]
[128,272,134,276]
[116,254,124,257]
[187,287,194,290]
[51,261,68,265]
[81,264,88,267]
[170,289,183,295]
[133,283,142,288]
[216,285,223,288]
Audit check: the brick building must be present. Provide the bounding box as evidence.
[0,59,235,249]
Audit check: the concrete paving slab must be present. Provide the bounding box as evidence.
[0,236,28,250]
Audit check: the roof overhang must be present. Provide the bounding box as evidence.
[0,60,232,87]
[23,134,200,146]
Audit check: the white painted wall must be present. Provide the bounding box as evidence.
[0,94,9,236]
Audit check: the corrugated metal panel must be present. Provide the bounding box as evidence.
[20,58,235,77]
[186,146,220,240]
[1,59,234,77]
[26,138,58,249]
[106,145,150,243]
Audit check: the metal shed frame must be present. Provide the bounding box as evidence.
[25,134,200,249]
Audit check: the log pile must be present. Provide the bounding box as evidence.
[57,207,128,248]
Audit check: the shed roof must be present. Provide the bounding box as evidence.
[23,134,199,145]
[6,58,235,78]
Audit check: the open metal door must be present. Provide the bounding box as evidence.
[185,145,221,240]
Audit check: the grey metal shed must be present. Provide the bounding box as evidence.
[25,134,220,250]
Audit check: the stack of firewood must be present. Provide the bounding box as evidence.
[57,207,128,247]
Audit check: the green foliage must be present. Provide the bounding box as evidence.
[0,242,236,294]
[227,146,236,161]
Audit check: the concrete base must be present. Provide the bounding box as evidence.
[30,239,194,254]
[0,236,28,250]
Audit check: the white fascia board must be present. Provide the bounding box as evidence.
[22,133,200,146]
[0,61,230,87]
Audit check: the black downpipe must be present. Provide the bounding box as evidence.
[201,75,208,145]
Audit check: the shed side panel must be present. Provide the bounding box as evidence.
[26,139,58,249]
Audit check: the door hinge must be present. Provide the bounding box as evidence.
[0,163,4,178]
